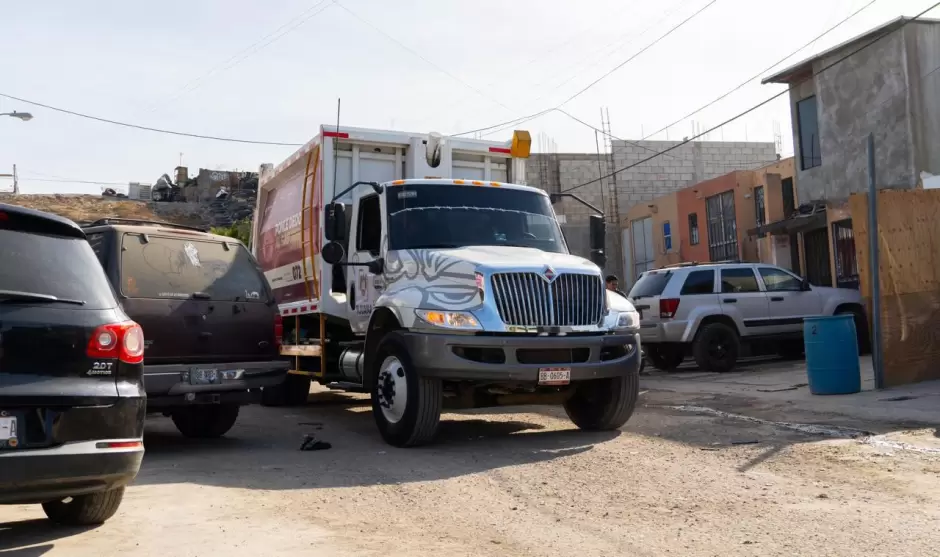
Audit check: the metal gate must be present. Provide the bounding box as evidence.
[803,227,832,286]
[705,191,738,261]
[631,217,654,278]
[832,219,859,289]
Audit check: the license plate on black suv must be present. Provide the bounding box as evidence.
[190,368,220,385]
[0,412,19,448]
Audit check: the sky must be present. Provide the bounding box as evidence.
[1,0,937,194]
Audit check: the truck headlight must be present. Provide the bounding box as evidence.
[615,311,640,330]
[415,309,482,331]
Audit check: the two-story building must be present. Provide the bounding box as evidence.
[760,16,940,289]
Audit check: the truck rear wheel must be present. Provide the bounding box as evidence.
[371,332,442,447]
[564,367,639,431]
[262,373,312,407]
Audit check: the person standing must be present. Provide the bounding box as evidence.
[605,274,627,298]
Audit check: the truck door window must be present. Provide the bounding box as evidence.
[357,194,381,255]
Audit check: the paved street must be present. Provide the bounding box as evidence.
[3,373,940,557]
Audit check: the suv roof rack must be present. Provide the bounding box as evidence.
[661,261,702,269]
[82,218,208,233]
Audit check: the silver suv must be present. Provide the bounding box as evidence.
[628,262,868,373]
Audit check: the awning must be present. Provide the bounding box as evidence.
[749,204,827,236]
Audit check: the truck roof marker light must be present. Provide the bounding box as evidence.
[323,131,349,139]
[453,179,466,185]
[511,130,532,158]
[471,180,484,186]
[489,182,502,187]
[489,147,512,155]
[391,180,405,186]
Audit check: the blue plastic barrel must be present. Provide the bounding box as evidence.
[803,314,861,395]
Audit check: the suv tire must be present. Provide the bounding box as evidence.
[837,307,871,355]
[647,346,684,371]
[171,405,240,438]
[262,373,312,407]
[371,332,442,447]
[693,322,740,373]
[564,368,639,430]
[42,487,125,526]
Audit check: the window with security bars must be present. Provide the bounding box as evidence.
[705,190,738,262]
[754,186,766,238]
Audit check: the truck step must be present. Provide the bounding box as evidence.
[326,381,368,393]
[280,343,322,357]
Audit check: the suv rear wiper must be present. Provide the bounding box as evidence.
[0,289,86,306]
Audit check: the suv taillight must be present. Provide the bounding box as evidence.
[659,298,680,319]
[274,314,283,347]
[87,321,145,364]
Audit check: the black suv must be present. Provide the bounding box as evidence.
[81,218,288,438]
[0,204,145,525]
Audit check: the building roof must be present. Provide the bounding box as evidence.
[761,16,940,85]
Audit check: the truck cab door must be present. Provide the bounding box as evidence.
[346,192,383,334]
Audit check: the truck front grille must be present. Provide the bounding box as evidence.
[490,272,605,327]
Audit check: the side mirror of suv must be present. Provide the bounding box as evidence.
[801,277,811,291]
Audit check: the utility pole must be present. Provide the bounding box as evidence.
[867,134,884,389]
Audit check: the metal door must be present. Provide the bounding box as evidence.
[706,191,738,262]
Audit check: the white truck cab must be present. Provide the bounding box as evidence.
[255,126,641,447]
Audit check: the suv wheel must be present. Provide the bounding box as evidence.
[693,322,740,373]
[42,487,125,526]
[647,346,684,371]
[371,332,442,447]
[564,368,639,430]
[172,405,240,438]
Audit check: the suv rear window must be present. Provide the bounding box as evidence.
[629,271,671,298]
[0,229,117,309]
[120,234,269,301]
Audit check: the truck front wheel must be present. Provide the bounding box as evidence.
[371,332,442,447]
[564,367,639,431]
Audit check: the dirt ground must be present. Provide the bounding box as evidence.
[2,386,940,557]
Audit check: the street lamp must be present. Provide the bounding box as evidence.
[1,111,33,122]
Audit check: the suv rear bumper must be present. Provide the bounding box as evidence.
[0,440,143,505]
[401,331,640,382]
[638,320,695,344]
[144,360,289,410]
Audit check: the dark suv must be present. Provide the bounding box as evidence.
[81,218,288,438]
[0,204,145,525]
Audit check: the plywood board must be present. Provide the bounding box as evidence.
[850,189,940,386]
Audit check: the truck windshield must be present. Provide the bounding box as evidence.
[386,184,566,253]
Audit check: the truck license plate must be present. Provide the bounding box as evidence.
[0,416,18,447]
[538,367,571,386]
[190,368,219,385]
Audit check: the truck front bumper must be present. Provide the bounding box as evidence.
[401,331,640,382]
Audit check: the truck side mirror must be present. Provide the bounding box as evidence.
[801,277,811,291]
[324,202,347,242]
[321,241,345,265]
[589,215,606,251]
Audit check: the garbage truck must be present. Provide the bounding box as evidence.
[251,125,641,447]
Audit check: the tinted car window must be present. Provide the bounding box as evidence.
[759,267,802,291]
[0,229,117,309]
[720,268,760,293]
[121,234,268,301]
[680,270,715,295]
[629,271,671,298]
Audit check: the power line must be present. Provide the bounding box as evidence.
[145,0,335,114]
[19,177,129,186]
[560,3,940,195]
[0,92,303,146]
[334,1,515,115]
[452,0,718,138]
[639,0,878,142]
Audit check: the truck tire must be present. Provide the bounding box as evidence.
[171,405,240,438]
[647,346,684,371]
[371,332,442,447]
[693,322,739,373]
[564,366,639,431]
[42,487,125,526]
[262,373,312,407]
